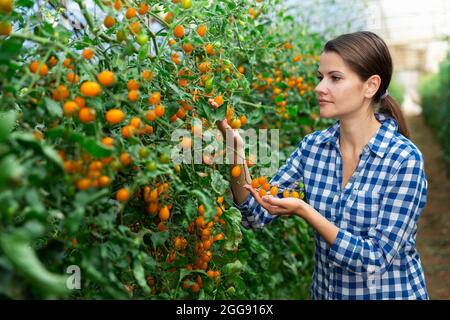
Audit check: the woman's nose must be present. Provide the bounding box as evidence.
[314,81,326,95]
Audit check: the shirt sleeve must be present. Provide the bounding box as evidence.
[328,153,428,277]
[232,136,308,230]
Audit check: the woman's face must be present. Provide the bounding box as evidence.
[314,51,371,120]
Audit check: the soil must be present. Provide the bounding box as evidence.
[406,115,450,299]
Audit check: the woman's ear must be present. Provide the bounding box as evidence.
[364,75,381,99]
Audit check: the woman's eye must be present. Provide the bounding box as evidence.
[316,76,340,81]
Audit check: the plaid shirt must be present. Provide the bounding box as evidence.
[233,112,429,300]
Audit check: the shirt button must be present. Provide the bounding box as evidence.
[333,194,339,202]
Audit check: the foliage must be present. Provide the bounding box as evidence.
[0,0,331,299]
[419,50,450,174]
[388,76,405,106]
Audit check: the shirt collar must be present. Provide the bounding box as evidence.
[314,112,398,158]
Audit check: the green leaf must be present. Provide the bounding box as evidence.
[222,207,243,251]
[210,104,227,123]
[95,212,117,231]
[298,116,312,126]
[287,104,298,118]
[274,95,284,103]
[25,189,45,217]
[234,275,246,293]
[0,111,17,142]
[222,260,243,277]
[190,189,215,221]
[0,38,23,65]
[70,134,113,158]
[197,101,212,125]
[167,82,184,97]
[75,188,109,206]
[17,0,34,7]
[45,125,66,138]
[12,132,64,170]
[255,24,265,33]
[0,224,69,297]
[0,155,24,187]
[184,200,197,221]
[133,261,151,294]
[211,170,229,195]
[44,98,62,117]
[150,230,169,250]
[276,82,288,90]
[226,79,239,91]
[179,269,207,283]
[42,146,64,170]
[238,77,250,95]
[41,21,55,36]
[141,254,157,271]
[13,132,39,145]
[64,206,85,235]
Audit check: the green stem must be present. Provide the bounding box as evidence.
[239,100,272,110]
[11,32,51,47]
[147,11,169,29]
[135,14,159,57]
[156,16,188,60]
[74,0,114,43]
[26,49,54,91]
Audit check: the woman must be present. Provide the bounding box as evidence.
[216,31,428,300]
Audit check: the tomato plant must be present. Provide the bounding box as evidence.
[0,0,331,299]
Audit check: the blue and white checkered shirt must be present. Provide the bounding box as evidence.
[233,112,429,300]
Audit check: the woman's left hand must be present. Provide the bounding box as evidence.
[243,184,308,217]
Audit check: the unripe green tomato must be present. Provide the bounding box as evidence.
[116,30,126,43]
[111,160,121,170]
[159,153,170,164]
[205,77,214,92]
[136,33,149,45]
[139,147,149,158]
[214,41,222,49]
[226,287,236,295]
[146,161,157,171]
[181,0,192,9]
[238,35,244,42]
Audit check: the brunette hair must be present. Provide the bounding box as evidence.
[323,31,410,139]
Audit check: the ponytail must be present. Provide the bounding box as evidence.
[378,95,410,139]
